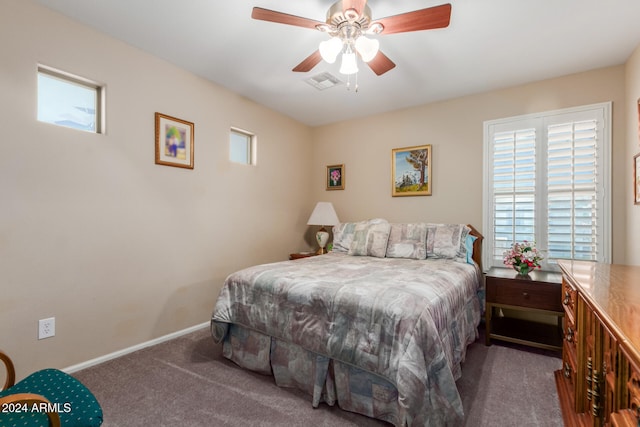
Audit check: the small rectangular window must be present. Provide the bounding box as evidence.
[230,128,255,165]
[37,66,103,133]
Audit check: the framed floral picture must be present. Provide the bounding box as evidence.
[635,153,640,205]
[326,164,344,190]
[155,112,194,169]
[391,144,432,196]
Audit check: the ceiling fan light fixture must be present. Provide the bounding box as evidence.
[319,37,343,64]
[355,36,379,62]
[339,52,359,75]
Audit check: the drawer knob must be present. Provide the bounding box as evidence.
[564,362,571,379]
[566,327,574,343]
[522,292,529,298]
[563,291,570,305]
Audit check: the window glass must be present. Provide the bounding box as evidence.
[230,128,254,165]
[37,67,101,133]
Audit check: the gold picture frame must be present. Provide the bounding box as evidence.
[155,112,194,169]
[326,164,345,190]
[635,153,640,205]
[392,145,432,196]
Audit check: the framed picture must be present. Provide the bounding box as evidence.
[635,153,640,205]
[392,145,432,197]
[326,164,345,190]
[637,98,640,145]
[155,112,194,169]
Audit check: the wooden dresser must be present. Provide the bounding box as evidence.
[555,260,640,426]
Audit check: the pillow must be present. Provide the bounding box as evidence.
[332,222,358,253]
[349,221,391,258]
[465,234,478,265]
[426,223,472,263]
[385,223,428,260]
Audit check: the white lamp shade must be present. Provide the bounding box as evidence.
[339,52,359,75]
[355,36,379,62]
[319,37,343,64]
[307,202,340,226]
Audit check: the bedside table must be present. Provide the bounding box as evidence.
[485,267,564,351]
[289,252,317,260]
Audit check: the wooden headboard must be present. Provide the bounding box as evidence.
[467,224,484,271]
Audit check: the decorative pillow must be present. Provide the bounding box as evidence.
[332,222,358,253]
[465,234,477,264]
[349,221,392,258]
[385,223,428,260]
[426,223,472,263]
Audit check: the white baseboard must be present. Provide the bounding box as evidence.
[63,321,209,374]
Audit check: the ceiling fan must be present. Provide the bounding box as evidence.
[251,1,452,77]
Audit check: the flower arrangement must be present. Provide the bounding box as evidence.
[330,169,341,186]
[503,241,543,275]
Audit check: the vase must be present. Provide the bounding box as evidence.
[514,265,533,276]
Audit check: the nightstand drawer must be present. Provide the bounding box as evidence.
[486,278,562,311]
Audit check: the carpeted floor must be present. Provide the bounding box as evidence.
[72,324,563,426]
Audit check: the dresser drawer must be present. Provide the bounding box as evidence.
[486,277,563,312]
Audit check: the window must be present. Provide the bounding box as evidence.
[483,103,611,271]
[229,128,255,165]
[37,66,103,133]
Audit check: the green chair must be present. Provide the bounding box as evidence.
[0,350,103,427]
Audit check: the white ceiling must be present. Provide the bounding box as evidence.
[35,0,640,127]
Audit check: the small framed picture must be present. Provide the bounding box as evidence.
[326,164,345,190]
[392,144,432,197]
[635,153,640,205]
[637,98,640,145]
[155,112,194,169]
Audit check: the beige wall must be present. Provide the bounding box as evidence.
[625,44,640,264]
[0,1,314,379]
[311,66,628,265]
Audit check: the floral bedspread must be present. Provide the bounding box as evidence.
[211,252,482,426]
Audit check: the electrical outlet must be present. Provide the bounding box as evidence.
[38,317,55,340]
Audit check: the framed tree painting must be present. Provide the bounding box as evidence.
[155,112,194,169]
[392,145,432,196]
[326,164,345,190]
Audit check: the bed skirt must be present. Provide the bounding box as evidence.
[214,296,479,427]
[223,324,402,425]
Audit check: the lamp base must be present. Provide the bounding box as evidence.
[315,229,329,255]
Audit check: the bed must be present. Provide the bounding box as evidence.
[210,221,484,426]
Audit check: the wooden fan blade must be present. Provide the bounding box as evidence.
[251,7,325,30]
[293,50,323,72]
[367,51,396,76]
[375,3,451,35]
[342,0,367,15]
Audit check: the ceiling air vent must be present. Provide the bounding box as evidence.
[305,72,343,91]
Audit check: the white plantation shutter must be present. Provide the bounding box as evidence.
[483,103,610,271]
[491,127,537,264]
[546,117,599,262]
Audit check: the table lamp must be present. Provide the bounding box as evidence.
[307,202,340,254]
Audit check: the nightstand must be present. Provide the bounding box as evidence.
[289,252,317,260]
[485,267,564,351]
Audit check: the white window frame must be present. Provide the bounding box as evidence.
[37,65,105,134]
[229,127,256,165]
[482,102,611,271]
